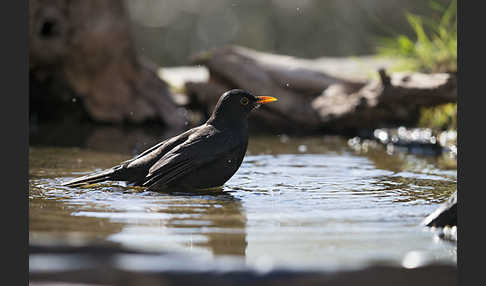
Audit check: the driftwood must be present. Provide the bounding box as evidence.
[187,46,366,132]
[29,0,186,129]
[312,69,457,131]
[422,192,457,228]
[186,46,457,133]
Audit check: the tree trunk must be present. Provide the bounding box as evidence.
[29,0,186,130]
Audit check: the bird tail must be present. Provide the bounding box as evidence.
[61,168,117,187]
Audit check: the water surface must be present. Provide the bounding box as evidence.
[29,133,457,271]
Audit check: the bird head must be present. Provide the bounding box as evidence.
[208,89,277,126]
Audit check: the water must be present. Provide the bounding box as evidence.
[29,133,457,272]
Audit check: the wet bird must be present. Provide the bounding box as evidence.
[62,89,277,192]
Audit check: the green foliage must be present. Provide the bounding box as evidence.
[418,103,457,130]
[376,1,457,130]
[377,0,457,73]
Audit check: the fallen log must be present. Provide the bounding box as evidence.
[186,46,456,133]
[188,45,365,132]
[29,0,186,130]
[312,69,457,131]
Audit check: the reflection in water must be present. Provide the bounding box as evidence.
[29,132,457,270]
[30,123,183,156]
[357,148,456,204]
[30,176,248,257]
[165,192,247,256]
[29,181,126,244]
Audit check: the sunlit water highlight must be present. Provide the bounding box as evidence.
[29,136,456,271]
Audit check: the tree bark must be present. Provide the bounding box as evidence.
[189,45,365,132]
[187,46,457,133]
[29,0,186,130]
[312,69,457,131]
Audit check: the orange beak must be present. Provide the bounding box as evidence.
[256,96,278,104]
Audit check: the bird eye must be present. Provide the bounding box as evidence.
[240,97,249,106]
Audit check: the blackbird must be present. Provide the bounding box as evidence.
[62,89,277,191]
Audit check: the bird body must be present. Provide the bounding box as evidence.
[62,90,277,192]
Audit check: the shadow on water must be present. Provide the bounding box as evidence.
[30,122,184,156]
[162,189,247,256]
[29,124,456,270]
[30,172,248,258]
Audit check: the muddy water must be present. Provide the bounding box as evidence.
[29,133,457,271]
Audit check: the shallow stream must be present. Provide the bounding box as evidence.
[29,130,457,271]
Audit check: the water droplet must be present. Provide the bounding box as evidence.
[279,134,290,143]
[373,129,388,143]
[298,145,307,153]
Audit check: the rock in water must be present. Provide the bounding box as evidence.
[422,192,457,227]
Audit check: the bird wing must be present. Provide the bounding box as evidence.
[63,128,199,186]
[122,127,198,169]
[142,125,241,188]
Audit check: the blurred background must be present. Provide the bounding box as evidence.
[29,0,457,157]
[29,2,458,285]
[126,0,445,66]
[29,0,456,136]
